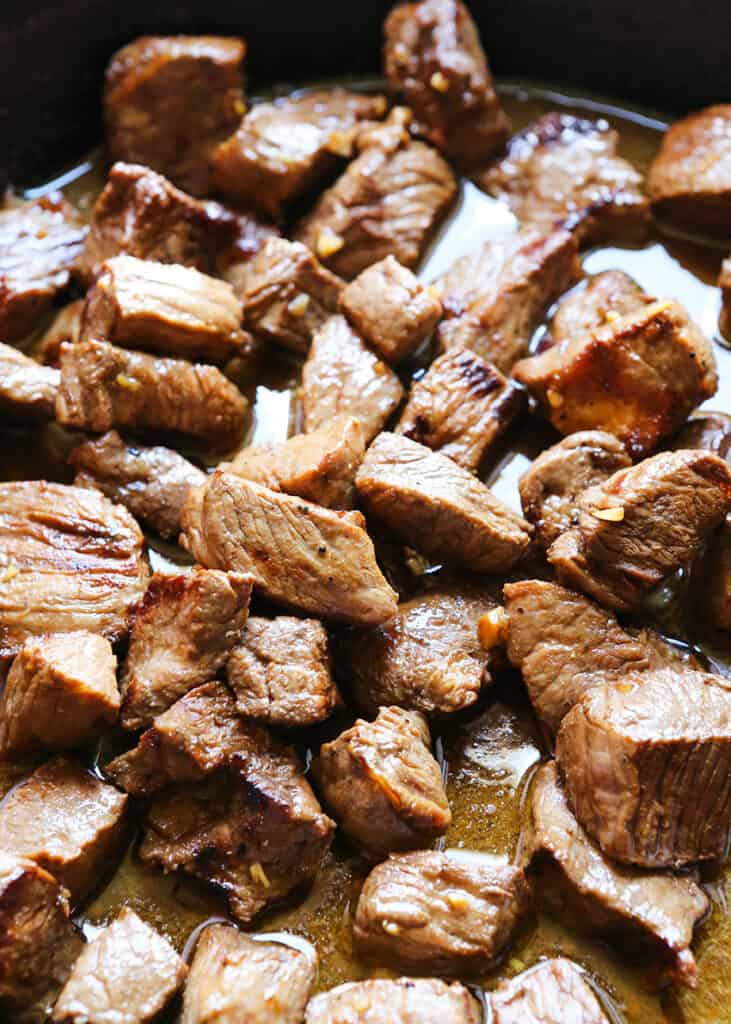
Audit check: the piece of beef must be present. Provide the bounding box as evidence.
[295,107,457,279]
[518,431,631,550]
[353,849,530,973]
[720,256,731,339]
[56,338,248,449]
[0,758,128,906]
[0,632,119,758]
[546,270,651,349]
[525,761,708,987]
[226,616,342,727]
[514,300,717,458]
[0,480,148,660]
[38,299,83,365]
[0,194,86,343]
[434,227,580,372]
[669,411,731,460]
[548,449,731,611]
[0,341,59,420]
[212,89,387,220]
[181,470,398,626]
[314,706,450,858]
[707,517,731,631]
[556,668,731,867]
[356,432,532,572]
[647,105,731,237]
[104,35,246,197]
[52,907,187,1024]
[489,958,606,1024]
[226,415,365,509]
[181,926,317,1024]
[300,315,404,442]
[69,430,207,540]
[478,112,649,245]
[305,978,481,1024]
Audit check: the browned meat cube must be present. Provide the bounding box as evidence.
[707,517,731,631]
[356,432,532,572]
[548,450,731,611]
[384,0,509,167]
[397,348,524,472]
[0,758,128,906]
[647,105,731,237]
[340,255,442,364]
[301,315,404,441]
[38,299,83,365]
[353,850,530,973]
[314,707,450,858]
[226,415,364,509]
[120,569,252,731]
[70,430,207,540]
[212,89,387,220]
[0,194,86,343]
[52,907,187,1024]
[546,270,651,348]
[668,411,731,458]
[56,338,248,449]
[181,471,398,626]
[0,341,59,421]
[518,431,631,550]
[104,35,245,197]
[478,113,649,246]
[295,107,457,279]
[434,227,580,372]
[0,632,118,758]
[181,925,317,1024]
[720,256,731,340]
[0,480,148,661]
[306,978,481,1024]
[489,958,606,1024]
[525,762,708,987]
[226,616,342,727]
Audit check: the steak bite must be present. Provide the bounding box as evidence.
[720,256,731,339]
[0,341,60,421]
[489,958,606,1024]
[104,35,246,197]
[547,270,651,347]
[305,978,481,1024]
[38,298,84,366]
[707,518,731,631]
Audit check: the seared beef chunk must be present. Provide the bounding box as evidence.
[70,430,206,540]
[314,707,449,857]
[56,338,248,448]
[0,341,60,420]
[526,762,708,987]
[0,758,128,906]
[212,89,387,220]
[0,194,86,343]
[397,347,524,472]
[478,113,649,245]
[720,256,731,339]
[120,569,253,731]
[181,926,317,1024]
[518,432,631,550]
[670,411,731,460]
[707,518,731,630]
[434,227,580,372]
[0,632,119,758]
[647,105,731,236]
[556,668,731,867]
[226,415,365,509]
[295,107,457,279]
[104,35,245,196]
[548,450,731,612]
[52,907,187,1024]
[305,978,481,1024]
[383,0,509,166]
[489,958,606,1024]
[38,298,84,365]
[0,480,148,660]
[514,300,717,457]
[181,471,398,625]
[355,432,532,572]
[301,315,404,442]
[353,850,529,973]
[226,616,342,727]
[547,270,651,348]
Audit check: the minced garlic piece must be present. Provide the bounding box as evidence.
[605,310,619,323]
[446,893,470,911]
[382,920,401,936]
[428,283,443,302]
[249,861,271,888]
[0,565,19,583]
[116,374,141,391]
[316,228,344,259]
[509,958,526,973]
[546,388,564,408]
[478,607,509,650]
[589,506,625,522]
[430,71,449,93]
[287,293,310,317]
[233,98,246,117]
[327,130,352,157]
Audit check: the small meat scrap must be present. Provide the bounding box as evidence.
[478,112,649,246]
[434,227,580,372]
[305,978,481,1024]
[720,256,731,340]
[0,193,86,343]
[707,517,731,631]
[0,341,60,420]
[314,706,450,858]
[181,471,398,626]
[355,432,532,572]
[353,849,530,973]
[668,410,731,460]
[0,632,119,758]
[525,762,708,987]
[38,299,83,365]
[397,347,524,472]
[104,35,246,196]
[226,616,342,727]
[295,107,457,279]
[546,270,652,348]
[301,315,404,442]
[52,908,187,1024]
[489,958,606,1024]
[384,0,509,167]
